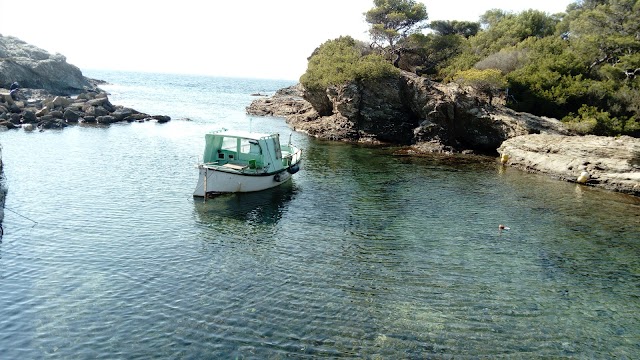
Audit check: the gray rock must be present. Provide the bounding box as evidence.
[96,115,116,124]
[38,119,67,129]
[49,110,64,119]
[0,35,95,95]
[111,108,134,121]
[498,134,640,196]
[0,120,18,129]
[152,115,171,123]
[64,109,81,122]
[45,96,72,109]
[22,110,37,123]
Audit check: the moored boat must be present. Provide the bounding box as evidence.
[193,129,302,196]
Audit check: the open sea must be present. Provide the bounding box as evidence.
[0,70,639,359]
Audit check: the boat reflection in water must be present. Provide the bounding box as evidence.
[193,181,297,226]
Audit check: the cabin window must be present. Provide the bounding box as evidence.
[221,138,237,152]
[240,139,261,155]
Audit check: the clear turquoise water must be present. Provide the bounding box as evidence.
[0,71,638,358]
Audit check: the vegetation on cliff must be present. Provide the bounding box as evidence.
[300,36,399,91]
[300,0,640,137]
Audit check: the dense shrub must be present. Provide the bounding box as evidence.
[455,68,507,105]
[300,36,399,91]
[302,0,640,136]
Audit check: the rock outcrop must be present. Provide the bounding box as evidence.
[0,88,170,131]
[0,34,96,95]
[247,71,640,196]
[498,134,640,196]
[247,71,570,153]
[0,35,169,131]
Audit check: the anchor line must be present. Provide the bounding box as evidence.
[3,207,39,228]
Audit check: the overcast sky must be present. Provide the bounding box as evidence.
[0,0,574,81]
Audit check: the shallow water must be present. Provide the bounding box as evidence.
[0,72,638,358]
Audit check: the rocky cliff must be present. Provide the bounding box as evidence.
[247,71,640,196]
[248,71,570,154]
[0,34,95,95]
[0,35,170,131]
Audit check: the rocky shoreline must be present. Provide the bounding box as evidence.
[247,78,640,197]
[0,87,170,131]
[1,34,170,131]
[498,134,640,196]
[2,34,637,198]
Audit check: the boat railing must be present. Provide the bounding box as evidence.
[283,147,302,166]
[291,147,302,164]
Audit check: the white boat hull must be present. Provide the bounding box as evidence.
[193,166,292,196]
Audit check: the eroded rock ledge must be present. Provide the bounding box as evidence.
[499,134,640,196]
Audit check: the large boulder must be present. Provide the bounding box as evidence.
[498,134,640,196]
[0,34,95,95]
[246,84,314,118]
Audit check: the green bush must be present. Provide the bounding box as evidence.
[455,68,507,105]
[300,36,399,91]
[562,105,623,136]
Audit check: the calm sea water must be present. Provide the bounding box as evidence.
[0,70,639,358]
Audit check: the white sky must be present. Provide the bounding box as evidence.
[0,0,574,81]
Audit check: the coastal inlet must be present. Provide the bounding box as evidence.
[0,71,638,358]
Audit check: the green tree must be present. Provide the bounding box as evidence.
[471,9,560,56]
[569,0,640,77]
[455,68,507,105]
[506,36,589,116]
[300,36,399,92]
[397,32,466,76]
[365,0,428,66]
[562,104,623,135]
[429,20,480,38]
